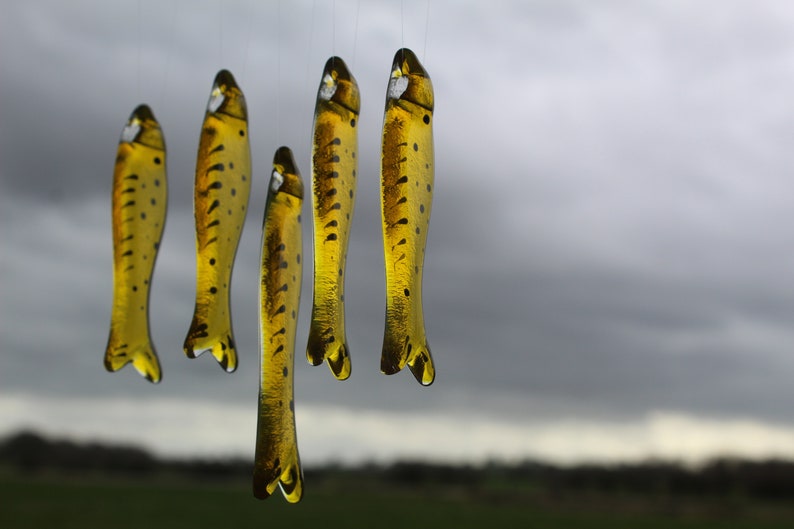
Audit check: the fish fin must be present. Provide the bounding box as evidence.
[380,330,409,375]
[408,342,435,386]
[183,312,238,372]
[104,339,162,384]
[306,329,351,380]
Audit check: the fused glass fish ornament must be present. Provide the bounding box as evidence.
[379,48,436,386]
[105,104,167,383]
[306,56,360,380]
[184,70,252,372]
[253,147,305,503]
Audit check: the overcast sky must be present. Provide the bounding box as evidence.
[2,0,794,465]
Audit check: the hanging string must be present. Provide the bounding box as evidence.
[423,0,431,62]
[332,0,336,58]
[400,0,405,50]
[218,0,224,67]
[136,0,142,101]
[159,0,179,113]
[352,0,361,69]
[241,0,255,85]
[276,0,282,142]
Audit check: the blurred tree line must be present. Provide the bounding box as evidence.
[2,430,794,500]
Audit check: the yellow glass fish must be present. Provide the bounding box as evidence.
[105,104,167,383]
[253,147,305,503]
[379,48,436,386]
[306,56,360,380]
[184,70,251,372]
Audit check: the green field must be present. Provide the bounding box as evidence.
[3,473,794,529]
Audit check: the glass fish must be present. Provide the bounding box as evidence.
[184,70,251,372]
[105,104,167,383]
[253,147,304,502]
[379,48,436,386]
[306,56,360,380]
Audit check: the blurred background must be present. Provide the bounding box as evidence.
[1,0,794,525]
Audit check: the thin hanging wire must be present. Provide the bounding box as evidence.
[241,0,255,85]
[136,0,142,101]
[159,0,179,113]
[423,0,431,62]
[352,0,361,69]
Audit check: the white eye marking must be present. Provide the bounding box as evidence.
[121,120,141,143]
[271,170,284,193]
[319,73,337,101]
[208,86,225,112]
[387,72,408,100]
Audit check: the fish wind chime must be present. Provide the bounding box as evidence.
[104,47,436,503]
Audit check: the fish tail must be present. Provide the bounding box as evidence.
[104,334,162,383]
[183,310,238,372]
[408,341,435,386]
[253,458,304,503]
[306,325,351,380]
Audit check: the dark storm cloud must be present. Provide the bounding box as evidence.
[2,0,794,461]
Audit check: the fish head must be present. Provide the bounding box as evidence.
[121,104,165,150]
[317,56,360,114]
[387,48,433,111]
[207,69,248,120]
[270,146,304,200]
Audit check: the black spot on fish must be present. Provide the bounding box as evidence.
[277,283,288,292]
[326,188,337,197]
[330,171,339,179]
[289,400,294,411]
[427,184,432,192]
[275,344,284,354]
[296,254,301,264]
[275,304,286,315]
[397,197,407,205]
[349,190,354,198]
[279,261,288,269]
[122,188,135,194]
[278,400,283,407]
[326,233,338,242]
[208,181,223,190]
[221,342,227,351]
[274,327,286,337]
[413,143,419,151]
[397,175,408,184]
[407,343,413,354]
[423,114,430,124]
[155,179,160,186]
[282,367,288,377]
[150,198,156,205]
[241,174,246,181]
[210,144,225,154]
[425,163,430,169]
[396,238,406,246]
[346,213,350,219]
[193,323,209,338]
[231,188,236,196]
[420,204,425,213]
[332,137,341,145]
[209,258,216,265]
[207,219,220,228]
[140,212,146,220]
[239,130,245,136]
[340,294,345,302]
[331,203,342,210]
[144,279,148,285]
[350,118,356,127]
[325,220,338,228]
[352,152,356,159]
[415,265,419,274]
[276,243,286,252]
[416,227,421,234]
[297,214,301,223]
[227,335,235,349]
[338,268,343,276]
[143,254,147,260]
[229,162,234,169]
[397,218,408,224]
[207,200,220,214]
[291,310,296,319]
[352,170,356,177]
[154,242,160,250]
[154,157,162,164]
[132,285,138,292]
[210,287,217,294]
[325,336,335,344]
[332,155,340,163]
[404,288,410,297]
[124,174,139,180]
[122,200,135,208]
